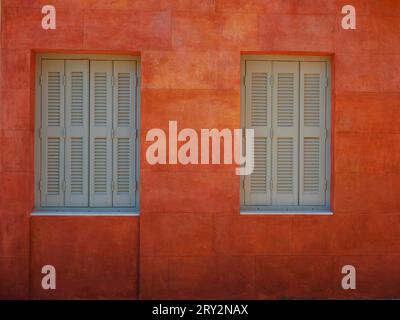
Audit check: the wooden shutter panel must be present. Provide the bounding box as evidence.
[89,61,113,207]
[272,61,299,205]
[40,60,65,207]
[112,61,136,207]
[64,60,89,207]
[299,62,327,205]
[244,61,272,205]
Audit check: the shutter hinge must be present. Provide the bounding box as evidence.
[39,75,43,86]
[111,75,115,87]
[324,77,329,88]
[269,179,273,190]
[135,180,138,191]
[135,128,138,140]
[324,179,328,191]
[268,74,273,87]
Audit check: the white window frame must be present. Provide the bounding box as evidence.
[240,55,332,215]
[33,54,140,216]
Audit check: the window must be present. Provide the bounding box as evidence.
[35,56,139,211]
[240,56,331,212]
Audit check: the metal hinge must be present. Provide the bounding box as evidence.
[135,181,138,191]
[268,74,273,87]
[39,75,43,86]
[242,179,245,189]
[324,128,328,141]
[324,179,328,191]
[324,77,329,88]
[135,128,138,140]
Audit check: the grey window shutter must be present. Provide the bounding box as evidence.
[89,61,113,207]
[299,62,327,206]
[64,60,89,207]
[112,61,136,207]
[244,61,272,206]
[271,61,299,206]
[40,60,65,207]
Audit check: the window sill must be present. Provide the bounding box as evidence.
[31,209,139,217]
[240,209,333,216]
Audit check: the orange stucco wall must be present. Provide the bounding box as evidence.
[1,0,400,299]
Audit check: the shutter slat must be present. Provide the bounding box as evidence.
[41,60,65,207]
[90,61,113,207]
[300,62,326,205]
[65,60,89,206]
[272,61,299,205]
[113,61,136,207]
[244,61,272,205]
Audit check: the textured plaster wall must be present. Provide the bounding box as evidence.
[0,0,400,299]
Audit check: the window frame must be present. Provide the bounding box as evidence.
[240,54,332,215]
[34,53,141,215]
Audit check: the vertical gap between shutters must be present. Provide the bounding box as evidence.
[297,61,300,206]
[111,61,115,207]
[270,61,274,201]
[63,60,66,206]
[88,59,91,206]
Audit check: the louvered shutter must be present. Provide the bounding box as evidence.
[64,60,89,206]
[244,61,272,205]
[271,61,299,205]
[112,61,136,207]
[299,62,327,205]
[89,61,113,207]
[40,60,65,207]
